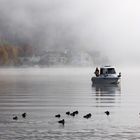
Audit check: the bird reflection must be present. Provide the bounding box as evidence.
[91,84,121,105]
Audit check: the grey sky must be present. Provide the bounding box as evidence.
[0,0,140,66]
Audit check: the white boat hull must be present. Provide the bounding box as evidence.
[91,76,120,84]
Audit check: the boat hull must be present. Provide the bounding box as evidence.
[91,77,120,84]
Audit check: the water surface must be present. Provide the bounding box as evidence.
[0,67,140,140]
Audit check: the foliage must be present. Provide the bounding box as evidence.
[0,40,34,66]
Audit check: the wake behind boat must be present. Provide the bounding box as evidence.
[91,66,121,84]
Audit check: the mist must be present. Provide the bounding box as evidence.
[0,0,140,66]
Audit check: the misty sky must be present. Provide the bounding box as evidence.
[0,0,140,66]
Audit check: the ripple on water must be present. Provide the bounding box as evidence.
[0,68,140,140]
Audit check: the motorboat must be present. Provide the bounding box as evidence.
[91,66,121,84]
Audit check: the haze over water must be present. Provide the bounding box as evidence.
[0,0,140,139]
[0,67,140,140]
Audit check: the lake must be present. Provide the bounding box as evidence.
[0,67,140,140]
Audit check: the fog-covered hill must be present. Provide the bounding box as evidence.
[0,40,108,66]
[0,0,110,67]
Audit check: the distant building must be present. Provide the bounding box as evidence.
[70,51,93,66]
[39,51,68,65]
[19,55,40,65]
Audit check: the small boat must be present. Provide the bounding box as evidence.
[91,66,121,84]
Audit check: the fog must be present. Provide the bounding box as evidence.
[0,0,140,66]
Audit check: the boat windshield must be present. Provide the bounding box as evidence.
[107,68,116,74]
[100,68,116,75]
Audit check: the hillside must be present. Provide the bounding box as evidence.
[0,40,108,67]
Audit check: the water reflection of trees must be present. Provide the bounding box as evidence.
[91,84,121,105]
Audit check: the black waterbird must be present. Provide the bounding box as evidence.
[58,119,65,125]
[55,114,61,118]
[73,111,79,115]
[22,113,27,118]
[66,111,70,115]
[105,111,110,116]
[83,113,92,119]
[13,116,18,120]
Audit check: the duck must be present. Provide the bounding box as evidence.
[22,113,27,118]
[73,110,79,115]
[66,111,70,115]
[55,114,61,118]
[83,113,92,119]
[13,116,18,120]
[105,111,110,116]
[58,119,65,125]
[70,111,79,116]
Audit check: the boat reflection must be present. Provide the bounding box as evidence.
[91,84,121,105]
[92,84,121,95]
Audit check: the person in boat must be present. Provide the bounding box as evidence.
[94,67,100,77]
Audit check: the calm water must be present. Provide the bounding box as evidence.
[0,67,140,140]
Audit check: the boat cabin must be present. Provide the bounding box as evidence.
[92,66,121,84]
